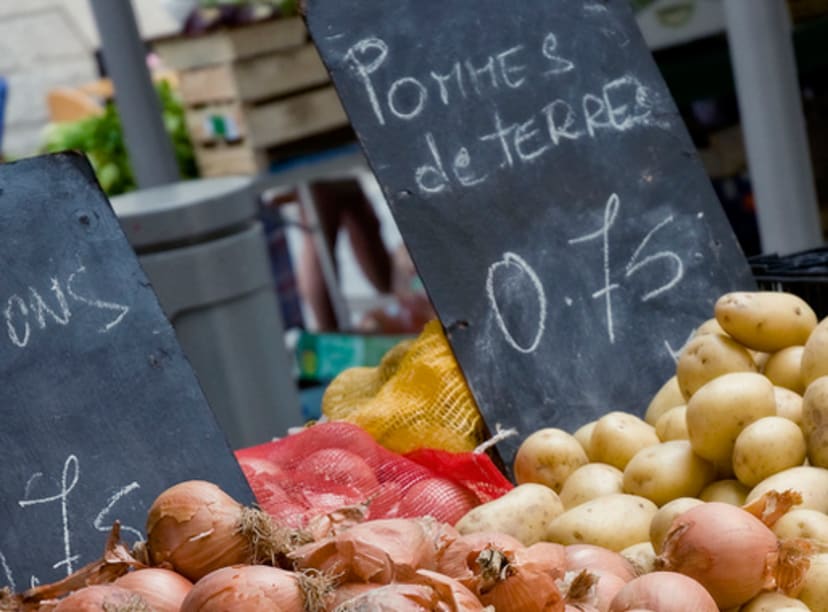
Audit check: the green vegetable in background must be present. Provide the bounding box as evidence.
[41,81,198,196]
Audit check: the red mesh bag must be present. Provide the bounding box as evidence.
[235,422,512,529]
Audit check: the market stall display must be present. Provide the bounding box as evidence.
[0,154,253,590]
[305,0,756,475]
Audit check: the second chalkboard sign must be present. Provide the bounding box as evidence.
[306,0,756,473]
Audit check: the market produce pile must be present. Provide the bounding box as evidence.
[3,289,828,611]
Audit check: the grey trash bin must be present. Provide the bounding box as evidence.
[111,176,303,449]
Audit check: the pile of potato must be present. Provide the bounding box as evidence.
[454,290,828,610]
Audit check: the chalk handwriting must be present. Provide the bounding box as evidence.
[569,193,684,344]
[9,454,143,585]
[2,260,129,350]
[486,252,547,354]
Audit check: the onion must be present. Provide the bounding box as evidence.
[414,569,485,610]
[179,565,306,611]
[608,572,717,612]
[114,568,192,611]
[561,569,626,612]
[565,545,636,582]
[474,542,566,611]
[330,583,435,611]
[656,501,812,608]
[438,531,525,584]
[52,585,151,611]
[146,480,307,581]
[290,518,440,583]
[325,583,381,610]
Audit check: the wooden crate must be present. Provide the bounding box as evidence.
[154,17,351,177]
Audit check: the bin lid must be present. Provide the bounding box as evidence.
[111,176,257,249]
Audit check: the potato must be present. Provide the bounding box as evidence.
[686,372,776,469]
[798,552,828,612]
[741,591,809,611]
[655,405,689,441]
[772,508,828,551]
[573,421,596,456]
[714,291,817,353]
[732,416,807,487]
[649,497,703,554]
[699,479,750,505]
[513,428,588,492]
[763,346,806,394]
[622,440,715,506]
[644,376,684,425]
[589,412,659,470]
[693,317,727,337]
[454,483,564,546]
[775,386,804,425]
[676,333,757,400]
[802,376,828,468]
[800,317,828,386]
[747,466,828,513]
[545,493,657,551]
[559,462,624,509]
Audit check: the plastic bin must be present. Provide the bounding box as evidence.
[111,176,303,448]
[750,247,828,319]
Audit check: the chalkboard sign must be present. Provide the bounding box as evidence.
[306,0,757,472]
[0,153,253,590]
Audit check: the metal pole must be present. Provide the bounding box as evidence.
[88,0,180,188]
[724,0,822,255]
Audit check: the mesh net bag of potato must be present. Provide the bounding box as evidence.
[321,319,486,454]
[235,422,512,530]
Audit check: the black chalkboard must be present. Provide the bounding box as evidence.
[0,153,253,589]
[306,0,756,474]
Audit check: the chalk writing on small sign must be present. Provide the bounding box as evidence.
[307,0,756,473]
[0,153,252,587]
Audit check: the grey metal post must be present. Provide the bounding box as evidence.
[724,0,822,255]
[88,0,180,188]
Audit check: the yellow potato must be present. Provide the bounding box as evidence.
[589,412,659,470]
[686,372,776,468]
[803,376,828,469]
[763,346,806,394]
[513,428,588,492]
[798,552,828,612]
[644,376,684,425]
[772,508,828,551]
[741,591,809,611]
[649,497,704,554]
[699,479,750,505]
[622,440,715,506]
[800,317,828,386]
[714,291,817,353]
[545,493,657,551]
[775,386,804,425]
[676,333,757,400]
[573,421,596,456]
[655,405,689,441]
[732,416,807,487]
[454,483,564,546]
[747,466,828,513]
[559,462,624,509]
[694,317,727,336]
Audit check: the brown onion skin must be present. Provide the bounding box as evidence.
[608,572,717,612]
[52,584,151,611]
[657,502,779,608]
[180,564,303,612]
[146,480,251,582]
[114,567,193,611]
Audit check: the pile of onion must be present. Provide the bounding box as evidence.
[145,480,310,581]
[656,499,812,608]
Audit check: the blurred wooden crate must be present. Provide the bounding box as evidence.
[154,17,350,177]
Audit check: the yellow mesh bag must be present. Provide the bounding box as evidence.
[321,320,485,453]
